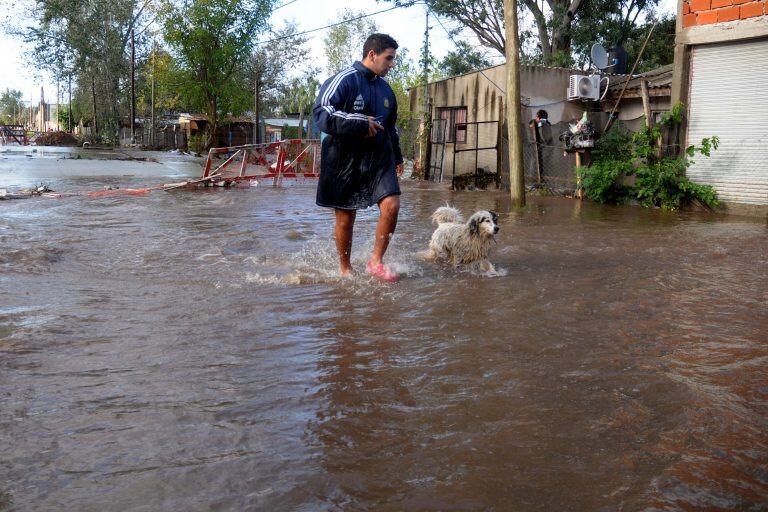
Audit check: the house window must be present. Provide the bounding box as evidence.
[435,106,467,143]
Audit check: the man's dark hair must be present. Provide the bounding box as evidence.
[536,109,548,120]
[362,33,398,59]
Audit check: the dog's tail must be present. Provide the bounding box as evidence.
[432,206,463,225]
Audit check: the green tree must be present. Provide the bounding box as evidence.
[323,9,378,75]
[136,44,191,120]
[159,0,274,147]
[570,5,673,71]
[251,21,313,119]
[438,40,493,77]
[20,0,153,141]
[385,48,421,159]
[277,73,320,138]
[621,15,675,73]
[0,89,25,125]
[385,0,668,68]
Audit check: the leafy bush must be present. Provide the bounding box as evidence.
[577,124,634,204]
[577,159,634,204]
[634,136,720,210]
[80,133,116,147]
[578,103,720,211]
[188,133,206,154]
[281,124,299,140]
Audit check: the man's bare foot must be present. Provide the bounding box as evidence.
[365,260,398,282]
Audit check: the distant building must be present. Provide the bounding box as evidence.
[178,114,254,147]
[263,118,311,142]
[28,102,62,133]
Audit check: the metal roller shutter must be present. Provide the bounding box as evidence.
[687,38,768,205]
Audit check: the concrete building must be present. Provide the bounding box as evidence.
[29,102,62,133]
[264,118,311,142]
[410,64,603,191]
[672,0,768,210]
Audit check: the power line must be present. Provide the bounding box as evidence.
[426,7,506,95]
[257,5,407,46]
[273,0,299,10]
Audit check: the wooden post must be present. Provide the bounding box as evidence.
[254,79,261,144]
[496,99,504,188]
[130,28,135,145]
[640,78,652,128]
[504,0,525,207]
[151,41,156,148]
[640,78,664,158]
[575,150,583,201]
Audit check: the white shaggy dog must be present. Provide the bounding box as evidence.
[422,206,500,273]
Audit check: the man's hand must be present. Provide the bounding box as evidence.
[396,163,404,177]
[366,116,384,138]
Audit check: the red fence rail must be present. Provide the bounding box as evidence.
[202,139,320,183]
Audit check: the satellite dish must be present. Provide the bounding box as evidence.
[591,43,609,70]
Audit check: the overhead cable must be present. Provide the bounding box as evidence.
[258,5,407,45]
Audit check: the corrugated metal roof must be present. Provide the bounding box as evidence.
[264,118,308,128]
[607,64,673,91]
[179,114,254,123]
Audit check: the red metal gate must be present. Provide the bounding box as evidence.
[201,139,320,183]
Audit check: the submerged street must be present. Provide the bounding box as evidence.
[1,154,767,510]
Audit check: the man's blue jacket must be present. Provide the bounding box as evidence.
[312,61,403,210]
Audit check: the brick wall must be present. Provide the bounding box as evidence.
[682,0,767,27]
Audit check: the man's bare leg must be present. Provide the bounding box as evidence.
[369,195,400,266]
[334,209,356,276]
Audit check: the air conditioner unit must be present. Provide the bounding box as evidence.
[568,74,601,101]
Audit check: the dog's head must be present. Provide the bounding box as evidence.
[468,210,499,237]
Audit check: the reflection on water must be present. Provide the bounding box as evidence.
[1,179,766,510]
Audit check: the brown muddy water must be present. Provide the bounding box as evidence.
[1,166,767,510]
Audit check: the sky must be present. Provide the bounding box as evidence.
[0,0,676,104]
[0,0,463,104]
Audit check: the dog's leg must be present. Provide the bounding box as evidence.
[417,248,439,261]
[479,259,497,275]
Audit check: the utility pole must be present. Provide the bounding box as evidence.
[91,75,98,135]
[56,79,60,131]
[504,0,525,207]
[68,75,72,133]
[419,6,431,179]
[151,40,156,148]
[40,86,45,132]
[254,77,261,144]
[130,28,136,145]
[423,8,429,110]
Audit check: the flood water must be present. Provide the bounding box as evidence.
[1,163,767,510]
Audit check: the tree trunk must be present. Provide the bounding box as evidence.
[130,28,135,145]
[206,96,218,149]
[505,0,526,207]
[91,75,98,135]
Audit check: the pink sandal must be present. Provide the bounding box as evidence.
[365,261,398,282]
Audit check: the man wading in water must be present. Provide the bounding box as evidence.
[313,33,404,282]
